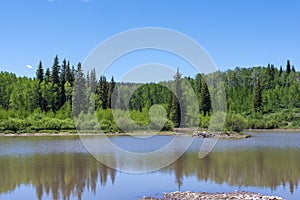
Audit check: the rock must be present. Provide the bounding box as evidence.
[192,131,251,139]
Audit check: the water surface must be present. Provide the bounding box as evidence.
[0,132,300,200]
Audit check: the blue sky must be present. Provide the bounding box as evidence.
[0,0,299,79]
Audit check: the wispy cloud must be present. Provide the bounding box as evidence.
[26,64,33,69]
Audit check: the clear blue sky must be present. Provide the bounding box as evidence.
[0,0,300,79]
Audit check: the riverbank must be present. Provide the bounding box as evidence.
[140,191,285,200]
[0,131,177,137]
[2,128,300,137]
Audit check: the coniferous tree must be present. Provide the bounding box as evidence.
[98,76,109,109]
[108,76,116,109]
[90,68,97,93]
[279,66,283,76]
[73,62,88,116]
[59,59,67,107]
[51,55,60,85]
[36,61,44,83]
[254,77,263,112]
[45,68,51,83]
[286,60,291,75]
[200,75,211,115]
[51,55,60,111]
[292,65,296,72]
[36,61,45,110]
[169,69,183,127]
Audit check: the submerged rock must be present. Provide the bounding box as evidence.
[140,191,285,200]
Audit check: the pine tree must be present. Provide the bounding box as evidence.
[170,69,183,127]
[36,61,45,110]
[108,76,116,109]
[254,77,262,112]
[279,66,283,76]
[51,55,60,111]
[199,75,211,115]
[51,55,60,85]
[286,60,291,75]
[292,65,296,72]
[73,62,88,116]
[59,59,67,107]
[90,68,97,93]
[36,61,44,83]
[45,68,51,83]
[98,76,109,109]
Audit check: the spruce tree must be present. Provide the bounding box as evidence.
[108,76,116,109]
[170,69,183,127]
[254,77,262,112]
[59,59,67,107]
[51,55,60,85]
[36,61,44,83]
[200,76,211,115]
[90,68,97,93]
[286,60,291,75]
[98,76,109,109]
[45,68,51,83]
[73,62,88,116]
[51,55,60,111]
[36,61,44,110]
[292,65,296,72]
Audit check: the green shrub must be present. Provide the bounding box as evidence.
[38,130,59,134]
[225,114,246,132]
[3,130,15,134]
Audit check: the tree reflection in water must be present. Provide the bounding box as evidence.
[0,148,300,199]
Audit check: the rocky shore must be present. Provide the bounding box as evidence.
[192,131,251,139]
[140,191,285,200]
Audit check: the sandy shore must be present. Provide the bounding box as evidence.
[140,191,285,200]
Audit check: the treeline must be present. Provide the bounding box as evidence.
[0,56,300,133]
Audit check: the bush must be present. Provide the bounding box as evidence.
[161,120,174,131]
[0,118,30,132]
[3,130,15,134]
[225,114,246,132]
[38,130,59,134]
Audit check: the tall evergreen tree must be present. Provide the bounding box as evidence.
[51,55,60,85]
[51,55,60,111]
[97,76,109,109]
[59,59,67,107]
[279,66,283,76]
[292,65,296,72]
[45,68,51,83]
[254,77,263,112]
[73,62,88,116]
[108,76,116,109]
[200,75,211,115]
[170,69,183,127]
[36,61,44,83]
[90,68,97,93]
[36,61,45,110]
[286,60,291,75]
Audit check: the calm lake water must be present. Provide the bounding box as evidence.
[0,132,300,200]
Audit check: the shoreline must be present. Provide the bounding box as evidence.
[1,128,300,137]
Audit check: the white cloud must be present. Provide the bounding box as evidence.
[26,64,33,69]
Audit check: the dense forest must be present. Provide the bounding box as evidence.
[1,56,300,133]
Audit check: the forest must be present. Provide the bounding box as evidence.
[1,55,300,134]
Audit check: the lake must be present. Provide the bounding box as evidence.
[0,132,300,200]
